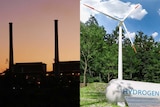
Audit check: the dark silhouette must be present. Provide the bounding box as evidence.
[9,22,14,72]
[54,20,60,75]
[0,21,80,107]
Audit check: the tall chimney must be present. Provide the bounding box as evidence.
[9,22,14,71]
[54,20,59,75]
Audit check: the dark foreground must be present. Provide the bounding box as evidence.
[0,75,79,107]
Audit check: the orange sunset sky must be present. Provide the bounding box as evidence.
[0,0,80,72]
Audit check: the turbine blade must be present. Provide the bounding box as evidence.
[122,23,137,53]
[122,23,133,45]
[132,45,137,53]
[83,4,120,21]
[122,4,140,21]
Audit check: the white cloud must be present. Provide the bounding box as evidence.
[125,32,136,40]
[151,32,158,38]
[158,9,160,16]
[80,0,100,23]
[129,4,148,20]
[80,0,148,23]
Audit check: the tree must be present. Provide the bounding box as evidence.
[123,31,160,82]
[103,27,120,82]
[80,16,106,85]
[81,16,160,83]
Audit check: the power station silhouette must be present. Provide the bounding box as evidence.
[0,20,80,107]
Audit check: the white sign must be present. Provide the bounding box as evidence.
[106,79,160,103]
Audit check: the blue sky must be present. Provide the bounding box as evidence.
[80,0,160,41]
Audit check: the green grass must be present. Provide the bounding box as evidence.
[80,82,119,107]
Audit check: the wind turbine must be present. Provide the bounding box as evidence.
[83,3,139,80]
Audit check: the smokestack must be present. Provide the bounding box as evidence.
[54,20,59,75]
[9,22,14,71]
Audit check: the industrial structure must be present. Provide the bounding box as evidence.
[0,20,80,106]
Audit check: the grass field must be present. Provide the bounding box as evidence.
[80,82,119,107]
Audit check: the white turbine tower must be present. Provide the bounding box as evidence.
[83,3,139,80]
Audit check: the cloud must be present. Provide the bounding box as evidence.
[80,0,100,23]
[158,9,160,16]
[80,0,147,23]
[129,4,148,20]
[151,32,158,38]
[125,32,136,40]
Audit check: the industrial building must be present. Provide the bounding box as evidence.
[0,20,80,106]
